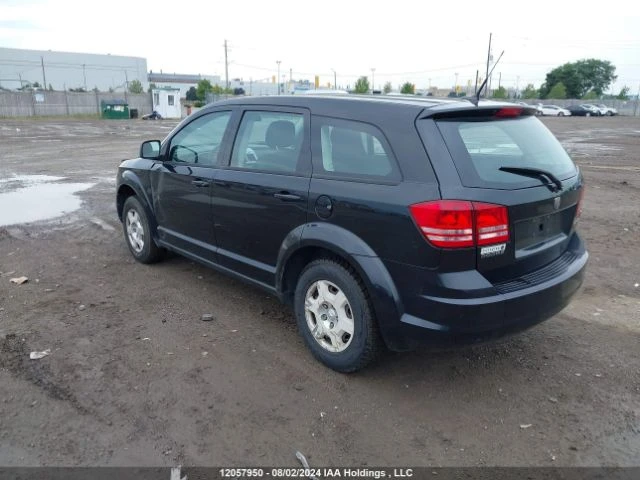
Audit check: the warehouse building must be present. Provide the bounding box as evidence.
[0,47,148,92]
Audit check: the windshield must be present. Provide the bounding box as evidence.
[432,116,577,189]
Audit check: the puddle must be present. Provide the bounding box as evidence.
[0,175,95,227]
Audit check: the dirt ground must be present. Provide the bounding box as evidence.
[0,115,638,468]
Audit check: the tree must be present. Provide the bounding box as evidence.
[547,82,567,99]
[32,81,41,89]
[196,79,213,100]
[400,82,415,94]
[540,59,616,99]
[186,86,198,101]
[128,79,143,94]
[48,84,53,91]
[354,76,370,94]
[616,86,630,100]
[582,90,599,100]
[383,81,392,94]
[492,86,508,99]
[522,84,538,99]
[148,82,156,93]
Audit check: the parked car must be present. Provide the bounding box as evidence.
[142,110,163,120]
[517,102,544,115]
[538,104,572,116]
[596,104,618,116]
[116,96,587,372]
[567,105,597,117]
[579,104,603,116]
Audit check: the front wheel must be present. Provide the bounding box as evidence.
[122,196,162,264]
[586,112,591,117]
[558,112,564,117]
[294,259,383,372]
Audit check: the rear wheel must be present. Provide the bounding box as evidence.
[558,112,564,117]
[294,259,383,372]
[122,196,162,264]
[606,111,613,116]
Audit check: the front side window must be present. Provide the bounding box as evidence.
[230,111,304,174]
[168,111,231,165]
[316,117,399,181]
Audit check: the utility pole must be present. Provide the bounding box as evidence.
[276,60,281,95]
[455,72,459,92]
[371,68,375,93]
[516,75,520,98]
[224,39,229,91]
[40,56,47,89]
[485,32,492,98]
[124,70,129,102]
[498,72,501,89]
[474,70,479,94]
[82,64,87,91]
[331,69,337,89]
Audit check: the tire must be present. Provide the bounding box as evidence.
[586,112,591,117]
[122,196,162,264]
[294,259,383,373]
[558,112,564,117]
[606,111,612,116]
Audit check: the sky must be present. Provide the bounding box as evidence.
[1,0,639,93]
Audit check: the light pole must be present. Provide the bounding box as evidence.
[276,60,281,95]
[331,69,337,89]
[370,68,376,93]
[455,72,459,93]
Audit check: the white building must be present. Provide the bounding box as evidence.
[0,47,148,92]
[148,72,221,99]
[151,87,181,119]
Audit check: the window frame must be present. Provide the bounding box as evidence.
[163,109,235,168]
[310,115,402,185]
[222,106,312,178]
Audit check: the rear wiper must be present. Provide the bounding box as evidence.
[499,166,563,192]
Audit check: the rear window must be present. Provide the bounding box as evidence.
[433,116,577,189]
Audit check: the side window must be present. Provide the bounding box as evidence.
[168,111,231,165]
[317,118,398,181]
[230,111,304,174]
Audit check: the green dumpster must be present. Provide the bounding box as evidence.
[101,100,130,119]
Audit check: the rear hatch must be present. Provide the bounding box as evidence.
[416,106,584,284]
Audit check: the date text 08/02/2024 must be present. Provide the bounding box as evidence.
[217,468,415,478]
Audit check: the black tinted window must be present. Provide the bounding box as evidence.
[169,111,231,165]
[315,117,399,181]
[433,116,577,188]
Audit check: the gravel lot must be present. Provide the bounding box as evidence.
[0,116,639,467]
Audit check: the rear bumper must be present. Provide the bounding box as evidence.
[381,238,588,351]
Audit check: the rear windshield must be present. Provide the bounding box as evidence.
[433,116,577,189]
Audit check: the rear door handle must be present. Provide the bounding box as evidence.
[191,179,210,188]
[273,192,302,201]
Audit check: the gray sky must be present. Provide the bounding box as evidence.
[1,0,639,93]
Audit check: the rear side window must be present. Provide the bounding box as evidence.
[433,116,577,189]
[313,117,400,182]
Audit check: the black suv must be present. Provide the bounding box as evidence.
[116,96,587,372]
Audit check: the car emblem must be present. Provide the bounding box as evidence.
[553,197,561,210]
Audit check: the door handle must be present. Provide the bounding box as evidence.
[273,192,302,201]
[191,179,210,188]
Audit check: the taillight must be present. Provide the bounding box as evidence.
[410,200,510,249]
[474,202,510,245]
[409,200,474,248]
[495,107,523,118]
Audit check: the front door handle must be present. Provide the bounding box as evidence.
[273,192,302,201]
[191,179,210,188]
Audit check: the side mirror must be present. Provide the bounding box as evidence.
[140,140,161,159]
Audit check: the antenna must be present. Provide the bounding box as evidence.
[464,50,504,106]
